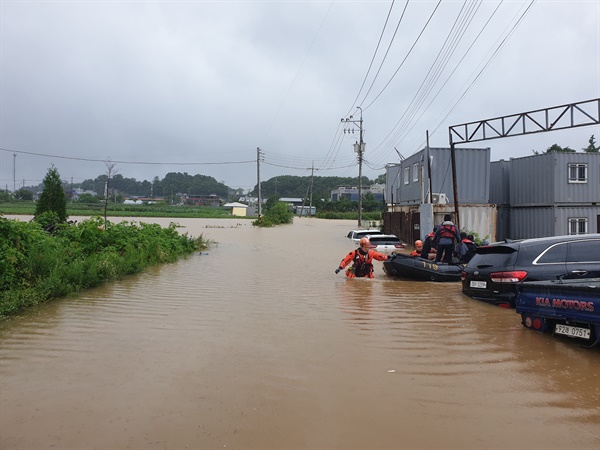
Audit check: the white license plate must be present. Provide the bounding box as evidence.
[555,324,591,339]
[470,281,486,289]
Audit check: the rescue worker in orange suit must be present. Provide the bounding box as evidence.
[335,237,388,278]
[410,240,424,257]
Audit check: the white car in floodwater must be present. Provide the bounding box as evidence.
[346,229,383,242]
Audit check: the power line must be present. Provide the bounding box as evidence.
[362,0,443,112]
[405,0,538,154]
[357,0,411,109]
[368,0,484,166]
[344,0,400,117]
[0,147,255,166]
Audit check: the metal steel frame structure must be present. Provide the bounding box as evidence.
[449,98,600,145]
[446,98,600,231]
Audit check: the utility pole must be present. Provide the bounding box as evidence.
[341,107,365,227]
[13,153,16,193]
[426,130,433,204]
[257,147,263,219]
[309,161,314,216]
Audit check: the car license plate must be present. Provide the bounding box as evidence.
[555,324,591,339]
[470,281,486,289]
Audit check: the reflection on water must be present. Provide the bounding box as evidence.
[1,217,599,449]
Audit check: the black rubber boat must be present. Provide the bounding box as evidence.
[383,253,465,282]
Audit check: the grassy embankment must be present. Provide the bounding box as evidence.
[0,202,247,218]
[0,216,208,318]
[1,201,382,221]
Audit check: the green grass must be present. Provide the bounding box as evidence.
[0,201,254,219]
[0,216,209,318]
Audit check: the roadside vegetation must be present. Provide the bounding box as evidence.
[0,165,208,319]
[0,201,247,219]
[0,216,207,318]
[253,198,294,227]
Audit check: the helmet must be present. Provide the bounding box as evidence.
[359,237,370,247]
[415,240,423,247]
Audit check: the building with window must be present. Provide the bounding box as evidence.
[490,152,600,239]
[185,194,224,206]
[330,184,385,202]
[384,148,599,243]
[384,147,494,244]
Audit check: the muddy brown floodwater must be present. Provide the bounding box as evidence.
[1,216,599,449]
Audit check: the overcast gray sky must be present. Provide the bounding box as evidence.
[1,0,599,192]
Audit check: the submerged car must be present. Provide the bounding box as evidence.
[346,229,383,242]
[365,234,405,256]
[461,234,600,307]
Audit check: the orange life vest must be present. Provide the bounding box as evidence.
[352,250,374,277]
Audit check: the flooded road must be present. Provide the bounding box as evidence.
[1,217,599,449]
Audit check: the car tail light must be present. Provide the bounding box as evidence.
[461,271,466,281]
[489,271,528,283]
[394,244,404,248]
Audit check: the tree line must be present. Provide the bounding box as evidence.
[2,170,386,204]
[532,134,599,154]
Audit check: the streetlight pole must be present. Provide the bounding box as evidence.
[341,107,365,227]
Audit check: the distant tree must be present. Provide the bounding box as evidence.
[0,190,10,202]
[582,134,599,153]
[362,192,380,212]
[77,193,101,203]
[254,201,294,227]
[15,188,33,201]
[374,173,386,184]
[264,195,280,211]
[546,144,576,153]
[35,165,67,223]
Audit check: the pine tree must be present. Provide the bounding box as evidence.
[582,135,599,153]
[35,165,67,223]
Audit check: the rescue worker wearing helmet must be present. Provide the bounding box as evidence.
[335,237,388,278]
[410,240,423,257]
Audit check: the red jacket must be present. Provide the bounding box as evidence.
[339,248,388,278]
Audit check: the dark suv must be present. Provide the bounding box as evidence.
[461,234,600,307]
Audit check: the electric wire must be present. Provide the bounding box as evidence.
[362,0,443,112]
[0,147,255,166]
[368,0,483,167]
[261,0,335,140]
[356,0,410,109]
[403,0,538,155]
[343,0,398,118]
[387,0,505,158]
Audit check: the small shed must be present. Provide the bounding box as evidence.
[223,202,248,217]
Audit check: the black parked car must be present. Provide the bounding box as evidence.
[461,234,600,307]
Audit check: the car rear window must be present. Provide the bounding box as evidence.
[469,247,517,267]
[369,236,400,244]
[355,231,382,238]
